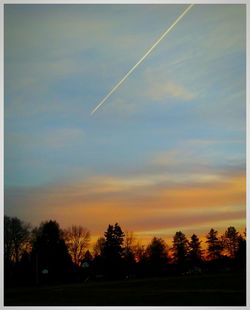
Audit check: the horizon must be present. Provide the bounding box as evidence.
[3,214,246,252]
[4,4,246,247]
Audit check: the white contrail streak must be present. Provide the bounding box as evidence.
[91,4,194,115]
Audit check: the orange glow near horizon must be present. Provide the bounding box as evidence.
[9,170,245,252]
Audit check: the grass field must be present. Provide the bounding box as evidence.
[4,271,246,306]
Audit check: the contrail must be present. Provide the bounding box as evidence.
[91,4,194,115]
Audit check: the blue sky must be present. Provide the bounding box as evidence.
[4,4,246,243]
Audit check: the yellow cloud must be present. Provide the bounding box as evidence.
[147,79,195,101]
[6,166,245,248]
[159,173,245,209]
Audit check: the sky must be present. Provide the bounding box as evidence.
[4,4,246,245]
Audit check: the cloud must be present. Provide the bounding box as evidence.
[200,5,245,55]
[5,167,245,243]
[142,63,197,103]
[152,139,245,170]
[41,128,86,148]
[146,79,195,101]
[6,128,85,150]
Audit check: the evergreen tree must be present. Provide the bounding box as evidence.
[222,226,239,258]
[235,232,246,269]
[146,237,168,275]
[172,231,189,265]
[103,223,125,278]
[206,228,223,260]
[32,220,72,283]
[188,234,203,265]
[146,237,168,263]
[103,223,124,258]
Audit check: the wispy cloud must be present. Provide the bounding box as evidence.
[6,128,86,150]
[146,79,195,101]
[152,139,245,170]
[5,167,245,242]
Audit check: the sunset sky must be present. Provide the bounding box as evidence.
[4,4,246,245]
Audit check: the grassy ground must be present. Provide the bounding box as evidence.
[4,271,246,306]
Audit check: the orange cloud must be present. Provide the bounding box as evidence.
[5,170,245,247]
[159,173,245,209]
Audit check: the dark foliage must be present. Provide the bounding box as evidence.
[4,215,30,264]
[102,223,125,279]
[172,231,189,270]
[4,216,31,286]
[206,228,223,260]
[4,216,246,288]
[31,220,73,284]
[146,237,168,276]
[222,226,240,258]
[188,234,203,266]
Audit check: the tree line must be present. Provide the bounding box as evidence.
[4,215,246,286]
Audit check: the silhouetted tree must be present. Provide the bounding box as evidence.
[172,231,189,266]
[235,232,246,269]
[103,223,124,258]
[222,226,239,258]
[6,214,246,285]
[146,237,168,263]
[32,220,72,283]
[4,215,31,264]
[146,237,168,275]
[103,223,125,278]
[206,228,223,260]
[4,216,31,286]
[64,225,90,266]
[188,234,203,265]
